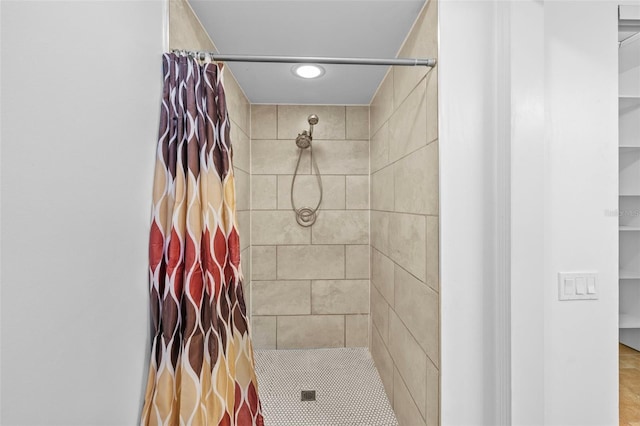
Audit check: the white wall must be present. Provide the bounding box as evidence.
[440,1,619,425]
[542,2,618,424]
[439,1,501,423]
[510,2,545,424]
[1,1,164,424]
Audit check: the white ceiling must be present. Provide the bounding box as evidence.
[189,0,427,105]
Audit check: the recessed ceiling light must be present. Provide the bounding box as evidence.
[292,64,325,79]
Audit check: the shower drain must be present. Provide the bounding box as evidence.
[300,390,316,401]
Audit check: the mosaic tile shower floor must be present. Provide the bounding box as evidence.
[254,347,398,426]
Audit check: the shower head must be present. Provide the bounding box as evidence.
[296,130,312,149]
[296,114,319,149]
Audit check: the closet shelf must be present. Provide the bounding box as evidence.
[620,97,640,111]
[620,226,640,231]
[620,274,640,280]
[620,194,640,197]
[620,313,640,329]
[620,145,640,149]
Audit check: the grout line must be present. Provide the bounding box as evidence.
[309,279,313,316]
[368,103,372,351]
[253,173,370,177]
[275,174,279,210]
[344,106,348,140]
[394,360,428,424]
[275,245,279,280]
[370,208,435,218]
[344,244,347,279]
[344,175,348,210]
[344,314,347,347]
[371,138,438,177]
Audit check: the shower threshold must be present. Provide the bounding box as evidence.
[254,347,398,426]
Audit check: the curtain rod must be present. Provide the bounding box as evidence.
[171,50,437,67]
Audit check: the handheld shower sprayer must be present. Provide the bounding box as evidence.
[295,115,319,149]
[292,114,323,226]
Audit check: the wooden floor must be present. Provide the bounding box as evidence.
[621,343,640,426]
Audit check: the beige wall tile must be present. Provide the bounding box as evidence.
[371,123,390,173]
[241,247,251,312]
[346,176,369,210]
[426,359,439,426]
[311,280,369,314]
[371,166,394,212]
[370,210,390,255]
[251,316,276,349]
[371,248,395,306]
[237,210,250,251]
[252,139,310,175]
[252,245,276,280]
[251,211,310,245]
[243,280,251,317]
[393,368,427,426]
[369,306,373,349]
[277,315,345,349]
[346,106,369,140]
[389,79,427,163]
[278,105,346,140]
[277,245,345,279]
[346,245,369,279]
[393,65,426,114]
[231,122,250,173]
[169,0,215,51]
[242,247,251,282]
[426,216,439,292]
[389,213,426,282]
[371,284,390,344]
[394,0,437,107]
[251,105,277,139]
[311,210,369,244]
[235,168,250,211]
[252,175,277,210]
[346,314,369,347]
[370,69,394,135]
[224,69,250,134]
[403,0,438,60]
[426,68,438,144]
[252,280,310,316]
[313,140,369,175]
[389,310,427,418]
[394,143,438,215]
[278,175,345,210]
[371,325,394,401]
[426,141,439,215]
[394,265,438,365]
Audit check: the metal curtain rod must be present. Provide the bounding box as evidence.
[171,50,437,67]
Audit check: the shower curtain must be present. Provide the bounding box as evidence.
[141,53,263,426]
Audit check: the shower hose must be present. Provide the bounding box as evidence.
[291,143,323,227]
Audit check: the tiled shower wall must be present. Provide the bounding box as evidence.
[169,0,252,306]
[369,1,439,426]
[250,105,370,350]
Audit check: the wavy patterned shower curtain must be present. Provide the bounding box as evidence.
[141,53,263,426]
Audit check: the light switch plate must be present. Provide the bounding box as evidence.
[558,272,598,301]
